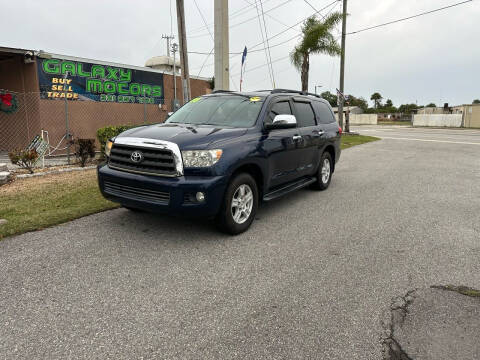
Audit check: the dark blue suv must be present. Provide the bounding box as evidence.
[98,89,342,234]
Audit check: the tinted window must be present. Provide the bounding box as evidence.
[266,100,292,124]
[166,95,263,128]
[313,101,336,124]
[294,102,316,127]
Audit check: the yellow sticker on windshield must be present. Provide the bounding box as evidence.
[249,96,261,102]
[190,97,202,103]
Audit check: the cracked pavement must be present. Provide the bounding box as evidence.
[1,126,479,359]
[382,287,480,360]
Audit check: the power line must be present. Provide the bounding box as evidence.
[253,0,272,86]
[241,0,291,29]
[188,0,294,39]
[233,54,291,76]
[188,0,276,34]
[259,0,276,87]
[348,0,474,35]
[189,33,301,55]
[193,0,214,77]
[190,0,339,71]
[192,0,237,89]
[303,0,318,12]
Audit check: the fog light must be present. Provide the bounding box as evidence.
[196,192,205,202]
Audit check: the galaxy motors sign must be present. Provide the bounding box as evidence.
[37,58,164,104]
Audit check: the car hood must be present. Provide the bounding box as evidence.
[117,123,248,149]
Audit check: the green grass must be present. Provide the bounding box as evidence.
[0,170,119,239]
[432,285,480,298]
[341,134,380,149]
[0,136,380,239]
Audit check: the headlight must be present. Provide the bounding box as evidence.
[182,149,223,167]
[105,140,113,157]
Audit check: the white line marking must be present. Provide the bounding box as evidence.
[380,136,480,146]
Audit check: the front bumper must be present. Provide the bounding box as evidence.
[97,164,228,218]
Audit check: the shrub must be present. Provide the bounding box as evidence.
[72,139,96,167]
[96,125,134,157]
[8,149,39,174]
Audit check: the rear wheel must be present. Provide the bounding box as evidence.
[217,173,258,235]
[312,151,333,190]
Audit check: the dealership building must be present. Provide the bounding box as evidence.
[0,46,212,152]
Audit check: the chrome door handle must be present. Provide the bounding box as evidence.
[292,135,302,141]
[313,130,325,136]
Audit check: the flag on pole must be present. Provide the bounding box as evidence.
[241,46,248,66]
[240,46,247,91]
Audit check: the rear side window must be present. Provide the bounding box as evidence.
[266,100,292,124]
[313,101,336,124]
[294,102,316,127]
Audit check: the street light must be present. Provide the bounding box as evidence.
[314,85,322,95]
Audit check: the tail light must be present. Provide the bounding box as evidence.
[338,126,343,135]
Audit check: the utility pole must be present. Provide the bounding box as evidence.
[214,0,229,90]
[176,0,191,103]
[63,71,70,165]
[338,0,348,132]
[162,34,174,57]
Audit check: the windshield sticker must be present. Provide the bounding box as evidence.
[190,97,202,103]
[249,96,261,102]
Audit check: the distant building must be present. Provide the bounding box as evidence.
[452,104,480,128]
[145,56,181,74]
[417,103,480,128]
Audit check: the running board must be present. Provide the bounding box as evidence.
[263,177,316,202]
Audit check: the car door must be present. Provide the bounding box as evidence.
[312,100,340,150]
[262,97,303,188]
[292,98,324,177]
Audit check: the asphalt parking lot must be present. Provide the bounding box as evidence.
[1,126,479,359]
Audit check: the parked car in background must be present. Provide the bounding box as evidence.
[98,89,342,234]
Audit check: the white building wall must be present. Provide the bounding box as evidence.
[413,114,463,127]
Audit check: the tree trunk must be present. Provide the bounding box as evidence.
[301,52,309,92]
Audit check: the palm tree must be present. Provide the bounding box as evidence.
[370,92,383,110]
[290,13,342,92]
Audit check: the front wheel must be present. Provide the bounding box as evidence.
[216,173,258,235]
[312,152,333,191]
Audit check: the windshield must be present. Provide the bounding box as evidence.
[166,95,264,128]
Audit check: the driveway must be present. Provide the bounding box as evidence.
[1,126,479,359]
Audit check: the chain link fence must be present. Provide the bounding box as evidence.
[0,88,168,159]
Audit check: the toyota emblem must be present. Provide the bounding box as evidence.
[130,150,143,163]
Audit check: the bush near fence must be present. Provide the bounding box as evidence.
[96,125,136,156]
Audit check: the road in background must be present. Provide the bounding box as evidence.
[351,125,480,145]
[1,128,479,359]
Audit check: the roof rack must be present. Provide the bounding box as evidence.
[270,88,321,98]
[211,90,236,94]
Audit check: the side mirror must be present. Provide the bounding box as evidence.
[265,114,297,130]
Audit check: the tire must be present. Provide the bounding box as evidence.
[312,151,333,191]
[216,173,258,235]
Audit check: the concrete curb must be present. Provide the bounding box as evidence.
[15,165,97,179]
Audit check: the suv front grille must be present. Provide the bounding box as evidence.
[103,180,170,204]
[109,143,177,176]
